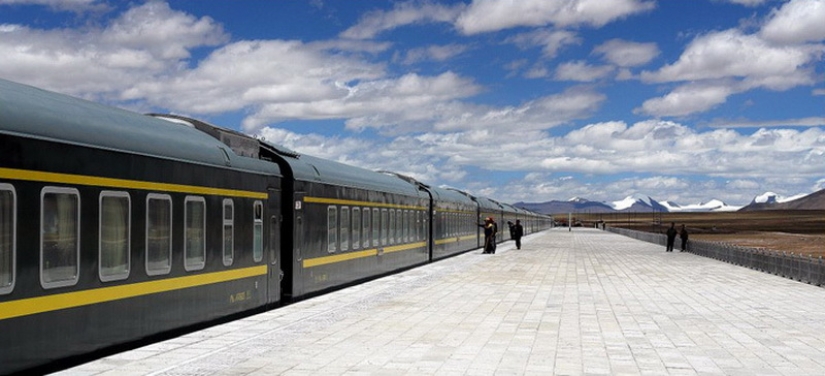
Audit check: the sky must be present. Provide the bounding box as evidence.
[1,0,823,207]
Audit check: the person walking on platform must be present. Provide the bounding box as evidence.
[665,222,677,252]
[480,217,495,254]
[511,219,524,250]
[490,217,498,253]
[679,224,689,252]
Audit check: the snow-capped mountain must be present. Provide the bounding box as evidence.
[609,194,668,211]
[751,192,807,205]
[739,190,824,211]
[515,195,739,214]
[660,199,738,212]
[514,190,824,215]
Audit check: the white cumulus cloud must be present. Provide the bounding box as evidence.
[760,0,825,44]
[455,0,655,34]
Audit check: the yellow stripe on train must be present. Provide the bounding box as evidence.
[434,234,477,245]
[302,242,428,268]
[0,265,268,320]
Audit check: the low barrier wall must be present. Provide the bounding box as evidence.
[606,226,824,287]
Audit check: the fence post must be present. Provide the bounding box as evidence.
[807,254,814,284]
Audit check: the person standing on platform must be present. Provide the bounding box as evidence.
[510,220,524,249]
[489,217,498,254]
[680,224,689,252]
[665,222,677,252]
[480,217,495,254]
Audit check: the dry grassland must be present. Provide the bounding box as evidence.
[571,210,825,257]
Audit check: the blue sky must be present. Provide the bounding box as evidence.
[1,0,823,207]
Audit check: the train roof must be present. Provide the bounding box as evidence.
[427,186,476,206]
[500,202,520,213]
[143,114,423,197]
[371,174,476,207]
[268,146,424,196]
[0,78,279,175]
[475,196,504,213]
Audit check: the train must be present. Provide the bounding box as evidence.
[0,78,553,374]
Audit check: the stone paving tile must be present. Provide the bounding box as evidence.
[55,228,825,376]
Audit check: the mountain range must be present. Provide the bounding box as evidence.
[514,189,825,215]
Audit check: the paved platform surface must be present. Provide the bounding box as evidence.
[55,228,825,376]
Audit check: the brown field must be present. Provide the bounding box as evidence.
[563,210,825,257]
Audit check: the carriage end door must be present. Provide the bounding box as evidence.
[267,188,282,304]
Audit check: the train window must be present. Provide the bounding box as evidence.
[417,211,421,241]
[99,191,130,282]
[373,208,380,247]
[352,207,361,250]
[446,212,450,238]
[0,184,15,294]
[440,212,446,238]
[450,213,454,236]
[410,210,421,241]
[41,187,80,288]
[327,206,337,253]
[362,208,371,249]
[395,209,404,244]
[418,211,429,240]
[380,209,388,246]
[146,194,172,276]
[424,211,429,241]
[396,209,402,244]
[409,210,415,241]
[415,211,420,241]
[253,201,263,262]
[185,197,206,271]
[422,211,427,240]
[451,213,455,236]
[388,209,396,245]
[418,210,429,240]
[340,206,350,251]
[223,199,234,266]
[397,209,403,244]
[403,210,409,243]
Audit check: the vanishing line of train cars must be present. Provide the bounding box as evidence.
[0,78,552,374]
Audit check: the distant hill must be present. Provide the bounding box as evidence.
[515,197,614,214]
[739,189,825,211]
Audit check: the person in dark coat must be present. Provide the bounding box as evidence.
[511,220,524,250]
[665,222,677,252]
[479,217,495,254]
[679,224,689,252]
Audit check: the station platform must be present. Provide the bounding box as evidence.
[55,228,825,376]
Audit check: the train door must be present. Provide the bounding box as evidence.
[267,188,281,304]
[291,191,305,298]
